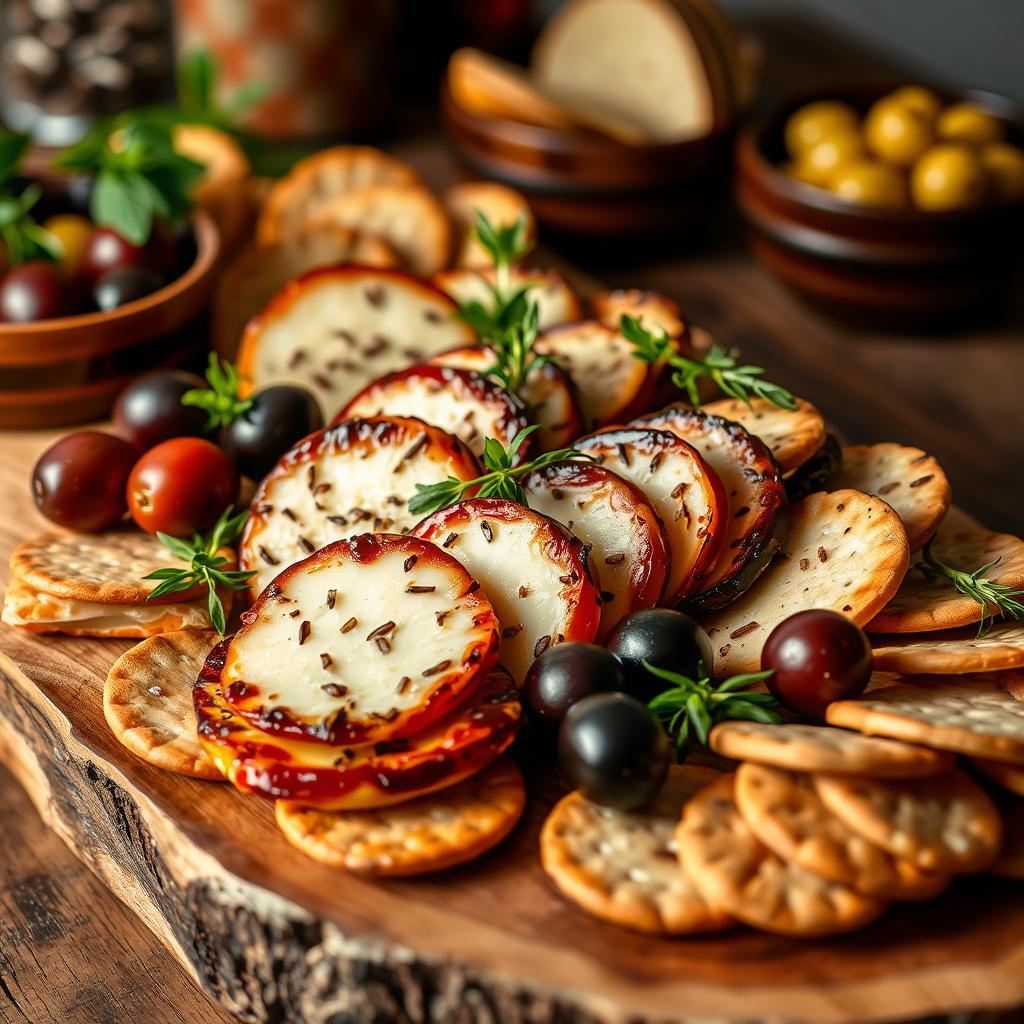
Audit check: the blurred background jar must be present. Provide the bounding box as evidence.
[1,0,172,145]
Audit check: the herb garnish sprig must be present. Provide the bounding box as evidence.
[408,425,586,517]
[0,132,60,266]
[181,352,252,430]
[143,507,254,635]
[621,314,798,411]
[916,540,1024,637]
[645,661,781,758]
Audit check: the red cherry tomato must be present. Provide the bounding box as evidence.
[127,437,239,537]
[761,609,873,719]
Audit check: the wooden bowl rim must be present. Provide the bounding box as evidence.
[0,209,220,338]
[737,84,1024,226]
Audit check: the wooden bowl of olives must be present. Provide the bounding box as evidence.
[0,178,220,429]
[735,84,1024,330]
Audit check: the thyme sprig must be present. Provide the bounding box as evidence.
[916,539,1024,637]
[645,662,781,758]
[143,507,254,635]
[180,352,252,430]
[621,314,798,411]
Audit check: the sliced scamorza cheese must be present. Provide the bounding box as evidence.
[523,460,669,639]
[636,406,788,613]
[197,639,520,810]
[427,344,584,451]
[236,266,475,421]
[534,320,654,429]
[591,288,686,337]
[223,534,500,748]
[240,416,481,595]
[413,497,601,684]
[336,364,532,463]
[573,427,727,606]
[433,267,582,329]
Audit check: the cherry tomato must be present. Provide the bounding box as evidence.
[0,261,68,322]
[761,609,873,718]
[42,214,94,277]
[112,369,208,451]
[32,430,137,531]
[82,228,149,282]
[127,437,239,537]
[92,266,165,311]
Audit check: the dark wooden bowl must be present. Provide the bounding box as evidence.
[736,85,1024,330]
[0,210,220,428]
[440,80,736,237]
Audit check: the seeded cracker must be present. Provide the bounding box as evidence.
[872,621,1024,675]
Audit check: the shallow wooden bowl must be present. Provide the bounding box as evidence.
[441,80,736,236]
[736,85,1024,330]
[0,210,220,428]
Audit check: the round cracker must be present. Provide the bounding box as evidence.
[700,489,910,676]
[813,769,1002,875]
[701,397,825,477]
[257,146,419,245]
[275,757,524,876]
[972,756,1024,797]
[831,443,950,552]
[11,529,202,605]
[540,765,733,935]
[443,181,536,268]
[867,523,1024,634]
[676,773,887,937]
[872,621,1024,675]
[827,671,1024,764]
[305,184,452,276]
[710,721,953,778]
[735,763,949,901]
[104,630,222,780]
[212,226,397,358]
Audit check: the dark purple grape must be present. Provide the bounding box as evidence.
[221,385,323,480]
[82,228,149,281]
[32,431,138,531]
[0,262,68,322]
[92,266,165,311]
[524,642,625,730]
[558,692,670,810]
[112,369,208,451]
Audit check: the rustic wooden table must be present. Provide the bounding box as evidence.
[1,16,1022,1024]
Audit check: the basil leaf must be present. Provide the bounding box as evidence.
[92,168,153,245]
[0,133,30,184]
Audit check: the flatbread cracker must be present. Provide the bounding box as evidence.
[813,770,1002,875]
[867,523,1024,634]
[710,721,953,778]
[104,630,221,779]
[676,773,887,937]
[541,765,734,935]
[275,757,524,876]
[443,181,536,268]
[212,226,397,358]
[872,621,1024,675]
[827,672,1024,764]
[305,184,452,276]
[701,397,826,477]
[701,490,910,676]
[831,443,950,551]
[257,146,419,245]
[735,763,949,900]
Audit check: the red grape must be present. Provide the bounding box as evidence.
[0,262,69,322]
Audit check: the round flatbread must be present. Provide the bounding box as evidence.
[104,630,222,780]
[676,773,887,937]
[827,671,1024,765]
[709,721,953,778]
[443,181,536,268]
[813,769,1002,875]
[831,444,950,552]
[276,757,524,876]
[867,523,1024,634]
[541,765,734,935]
[872,621,1024,675]
[734,763,949,901]
[701,397,825,478]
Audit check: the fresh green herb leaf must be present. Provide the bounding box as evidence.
[407,425,588,517]
[0,184,60,266]
[143,506,255,636]
[177,50,218,112]
[0,132,30,185]
[180,352,253,430]
[622,314,798,411]
[644,661,780,759]
[916,540,1024,637]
